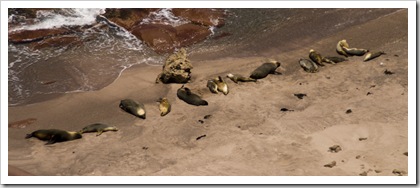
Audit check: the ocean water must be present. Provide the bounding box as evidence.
[8,8,400,106]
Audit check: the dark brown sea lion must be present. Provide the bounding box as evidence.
[177,85,208,106]
[250,60,281,79]
[25,129,82,145]
[119,99,146,119]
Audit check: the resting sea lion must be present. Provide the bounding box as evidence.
[309,49,325,66]
[364,51,385,62]
[343,47,369,56]
[119,99,146,119]
[207,80,219,94]
[324,56,348,63]
[157,97,171,116]
[79,123,118,136]
[250,60,281,79]
[336,39,350,57]
[299,58,318,73]
[214,76,229,95]
[177,85,208,106]
[25,129,82,145]
[226,73,256,83]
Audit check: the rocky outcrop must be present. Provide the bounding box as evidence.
[155,48,193,84]
[130,23,211,54]
[29,35,82,49]
[8,28,73,44]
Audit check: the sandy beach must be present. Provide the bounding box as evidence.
[8,8,408,177]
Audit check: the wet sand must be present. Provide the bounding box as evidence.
[8,9,408,177]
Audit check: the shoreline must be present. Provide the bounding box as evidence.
[8,9,408,176]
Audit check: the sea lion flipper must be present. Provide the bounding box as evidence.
[25,133,33,139]
[96,131,103,136]
[185,88,192,95]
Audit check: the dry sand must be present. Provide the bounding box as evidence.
[8,9,408,177]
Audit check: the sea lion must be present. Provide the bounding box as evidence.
[364,51,385,62]
[25,129,82,145]
[226,73,256,83]
[177,85,208,106]
[79,123,118,136]
[309,49,325,66]
[336,39,350,57]
[213,76,229,95]
[250,60,281,79]
[119,99,146,119]
[207,80,219,94]
[324,56,348,63]
[157,97,171,116]
[299,58,318,73]
[343,46,369,56]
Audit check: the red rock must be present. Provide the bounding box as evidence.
[9,28,72,44]
[172,8,226,27]
[29,35,82,50]
[102,8,159,30]
[175,23,211,46]
[130,24,178,53]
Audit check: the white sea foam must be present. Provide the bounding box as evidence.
[11,8,104,31]
[140,8,189,27]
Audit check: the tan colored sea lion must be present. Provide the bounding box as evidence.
[226,73,256,83]
[79,123,118,136]
[299,58,318,73]
[250,60,281,79]
[25,129,82,145]
[213,76,229,95]
[336,39,350,57]
[207,79,219,94]
[309,49,325,66]
[157,97,171,116]
[177,85,208,106]
[119,99,146,119]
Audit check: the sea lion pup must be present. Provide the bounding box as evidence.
[157,97,171,116]
[249,60,281,79]
[119,99,146,119]
[79,123,118,136]
[177,85,208,106]
[214,76,229,95]
[299,58,318,73]
[324,56,348,63]
[336,39,350,57]
[226,73,256,83]
[25,129,82,145]
[207,80,219,94]
[343,46,369,56]
[309,49,325,66]
[364,51,386,62]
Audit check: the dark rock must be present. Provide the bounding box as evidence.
[384,69,394,75]
[156,48,193,84]
[294,93,307,99]
[9,28,73,44]
[280,108,294,112]
[346,109,352,114]
[403,152,408,156]
[359,137,368,141]
[172,8,226,27]
[366,92,373,96]
[328,145,342,153]
[203,115,212,119]
[196,134,206,140]
[198,120,204,124]
[324,161,336,168]
[29,35,81,49]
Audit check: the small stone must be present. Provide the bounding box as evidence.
[324,161,336,168]
[384,69,394,75]
[328,145,342,153]
[359,171,368,176]
[346,109,352,114]
[375,170,382,173]
[359,137,368,141]
[403,152,408,156]
[198,120,204,124]
[294,93,307,99]
[392,169,407,176]
[203,115,212,119]
[356,155,361,159]
[196,134,206,140]
[366,92,373,96]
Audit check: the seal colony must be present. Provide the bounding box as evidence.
[24,42,386,145]
[299,39,385,73]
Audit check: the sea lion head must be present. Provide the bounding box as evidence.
[310,49,315,53]
[226,73,234,78]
